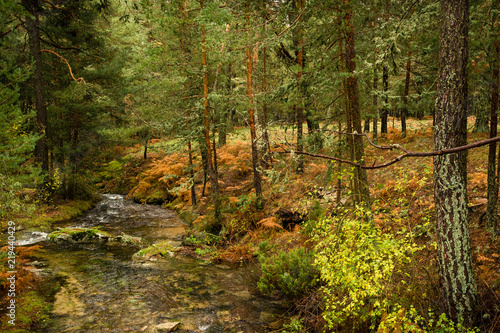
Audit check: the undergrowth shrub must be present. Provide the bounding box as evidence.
[311,207,420,330]
[258,247,319,299]
[378,306,479,333]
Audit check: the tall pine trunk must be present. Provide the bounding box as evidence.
[373,67,379,143]
[486,0,500,233]
[261,15,271,166]
[434,0,477,322]
[372,3,379,143]
[295,0,304,173]
[23,3,49,175]
[201,0,220,221]
[246,2,263,206]
[401,38,412,138]
[344,4,370,207]
[381,65,389,134]
[180,1,196,206]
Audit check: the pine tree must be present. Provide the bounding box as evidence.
[434,0,478,322]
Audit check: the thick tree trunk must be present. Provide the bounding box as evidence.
[486,0,499,233]
[24,8,49,174]
[434,0,477,322]
[473,109,489,132]
[344,6,370,207]
[338,16,355,197]
[246,3,263,205]
[381,65,389,134]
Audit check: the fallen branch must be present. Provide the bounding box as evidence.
[276,136,500,170]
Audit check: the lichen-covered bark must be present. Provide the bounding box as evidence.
[434,0,477,322]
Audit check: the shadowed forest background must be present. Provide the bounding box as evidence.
[1,0,500,332]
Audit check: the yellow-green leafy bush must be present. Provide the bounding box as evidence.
[312,209,419,330]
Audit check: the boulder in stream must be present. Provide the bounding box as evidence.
[48,227,111,244]
[48,227,146,247]
[114,233,147,247]
[133,240,181,260]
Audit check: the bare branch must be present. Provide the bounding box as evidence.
[276,136,500,170]
[40,49,84,82]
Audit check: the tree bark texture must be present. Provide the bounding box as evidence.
[344,6,370,206]
[434,0,477,322]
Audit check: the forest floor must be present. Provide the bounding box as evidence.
[96,115,500,331]
[6,116,499,332]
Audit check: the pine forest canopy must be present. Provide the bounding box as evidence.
[1,0,500,328]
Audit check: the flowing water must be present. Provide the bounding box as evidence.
[21,194,284,332]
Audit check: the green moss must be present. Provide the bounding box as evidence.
[49,227,112,243]
[133,241,180,259]
[115,234,146,247]
[18,200,95,231]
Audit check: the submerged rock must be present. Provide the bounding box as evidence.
[148,321,180,332]
[115,233,147,247]
[132,240,181,260]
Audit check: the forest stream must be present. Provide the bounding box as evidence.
[15,194,284,332]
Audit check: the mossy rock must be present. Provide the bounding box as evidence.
[132,241,181,260]
[114,233,147,247]
[49,227,112,244]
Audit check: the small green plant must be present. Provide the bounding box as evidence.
[282,316,306,333]
[379,306,479,332]
[235,193,257,212]
[194,246,218,258]
[258,247,319,299]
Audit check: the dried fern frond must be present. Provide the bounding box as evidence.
[257,216,283,230]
